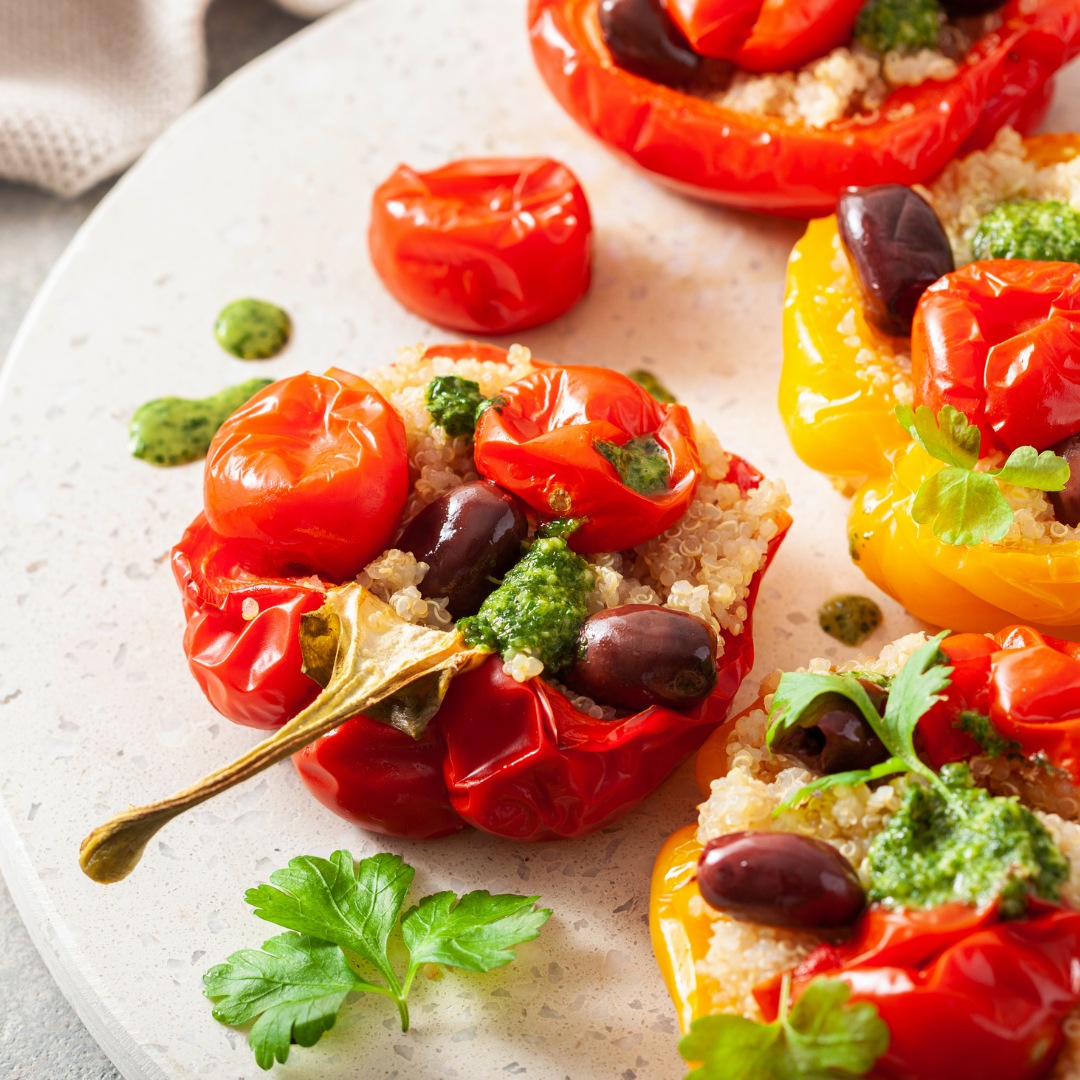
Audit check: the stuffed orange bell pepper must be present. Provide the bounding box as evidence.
[780,130,1080,631]
[651,629,1080,1080]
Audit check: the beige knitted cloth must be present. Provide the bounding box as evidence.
[0,0,343,198]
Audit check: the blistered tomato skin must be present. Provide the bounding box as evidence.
[473,365,701,553]
[838,185,954,337]
[368,157,592,334]
[203,369,409,583]
[395,481,530,619]
[697,831,866,929]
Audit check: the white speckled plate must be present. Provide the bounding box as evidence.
[2,3,1078,1077]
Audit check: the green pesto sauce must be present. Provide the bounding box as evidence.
[854,0,941,55]
[129,377,272,466]
[425,375,486,438]
[214,298,291,359]
[460,528,594,673]
[818,594,882,646]
[594,435,671,496]
[867,764,1068,918]
[971,199,1080,263]
[628,369,677,404]
[955,709,1023,760]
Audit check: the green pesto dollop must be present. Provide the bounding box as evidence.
[971,199,1080,263]
[818,595,883,647]
[460,524,594,673]
[854,0,941,54]
[628,369,676,404]
[594,435,671,496]
[128,377,273,466]
[214,298,291,359]
[425,375,487,438]
[867,763,1068,918]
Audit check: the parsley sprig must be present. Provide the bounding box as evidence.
[679,976,888,1080]
[896,404,1069,546]
[767,632,953,812]
[203,850,551,1069]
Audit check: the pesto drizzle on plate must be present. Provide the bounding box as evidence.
[214,298,292,359]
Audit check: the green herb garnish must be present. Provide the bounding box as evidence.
[854,0,941,54]
[204,850,551,1070]
[972,199,1080,263]
[425,375,488,437]
[594,434,671,496]
[896,404,1069,546]
[956,709,1023,760]
[768,632,952,812]
[628,368,677,404]
[679,976,889,1080]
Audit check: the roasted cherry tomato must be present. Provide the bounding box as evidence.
[912,259,1080,454]
[666,0,865,72]
[528,0,1080,215]
[171,513,325,730]
[368,157,592,334]
[473,365,700,552]
[754,903,1080,1080]
[916,626,1080,781]
[203,369,408,583]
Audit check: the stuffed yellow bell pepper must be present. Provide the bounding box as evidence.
[780,130,1080,631]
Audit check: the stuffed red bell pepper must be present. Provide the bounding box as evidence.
[528,0,1080,215]
[172,343,790,842]
[651,629,1080,1080]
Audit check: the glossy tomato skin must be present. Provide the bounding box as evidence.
[665,0,864,71]
[912,260,1080,454]
[203,369,408,583]
[754,903,1080,1080]
[293,715,466,840]
[528,0,1080,215]
[472,365,700,552]
[172,513,325,730]
[368,157,592,334]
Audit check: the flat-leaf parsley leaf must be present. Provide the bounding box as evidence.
[204,850,551,1068]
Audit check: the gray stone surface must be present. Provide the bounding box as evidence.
[0,3,309,1076]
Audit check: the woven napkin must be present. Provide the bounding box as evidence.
[0,0,344,198]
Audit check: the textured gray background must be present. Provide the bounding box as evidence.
[0,4,310,1076]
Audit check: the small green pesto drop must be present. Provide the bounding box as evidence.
[867,763,1068,918]
[854,0,941,55]
[214,298,291,359]
[425,376,487,437]
[459,522,594,673]
[818,594,882,646]
[628,369,676,404]
[971,199,1080,263]
[594,435,671,496]
[129,378,273,466]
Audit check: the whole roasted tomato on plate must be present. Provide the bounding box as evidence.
[368,157,592,334]
[172,343,790,841]
[528,0,1080,215]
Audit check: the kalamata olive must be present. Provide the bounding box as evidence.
[565,604,717,710]
[599,0,701,89]
[1049,433,1080,528]
[838,184,955,337]
[772,681,889,775]
[939,0,1001,14]
[395,480,528,619]
[698,831,866,929]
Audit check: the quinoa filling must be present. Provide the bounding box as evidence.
[357,344,789,711]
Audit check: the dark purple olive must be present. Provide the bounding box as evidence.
[838,184,955,337]
[772,682,889,775]
[940,0,1001,14]
[565,604,717,711]
[599,0,701,89]
[698,831,866,929]
[1049,433,1080,528]
[396,481,528,619]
